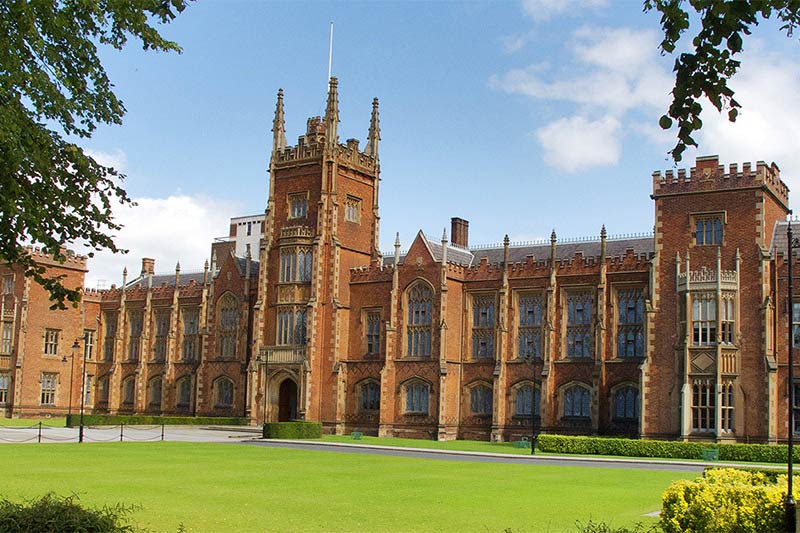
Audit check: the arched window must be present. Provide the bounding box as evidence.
[97,375,110,405]
[121,376,136,406]
[218,294,238,358]
[359,380,380,412]
[404,380,429,415]
[176,376,192,409]
[148,376,162,409]
[215,377,234,408]
[563,384,590,418]
[469,384,493,415]
[514,383,540,418]
[407,282,433,357]
[612,385,639,420]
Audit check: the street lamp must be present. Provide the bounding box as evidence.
[61,338,80,418]
[528,355,538,456]
[787,219,798,533]
[78,333,89,443]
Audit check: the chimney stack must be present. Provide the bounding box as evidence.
[451,217,469,248]
[141,258,155,277]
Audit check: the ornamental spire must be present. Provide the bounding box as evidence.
[324,77,339,148]
[364,97,380,159]
[272,88,287,153]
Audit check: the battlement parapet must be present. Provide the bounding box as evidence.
[652,155,788,207]
[25,246,88,270]
[350,262,393,282]
[273,127,378,172]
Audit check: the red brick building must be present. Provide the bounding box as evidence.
[2,79,797,444]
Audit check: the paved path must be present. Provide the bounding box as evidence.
[247,439,710,472]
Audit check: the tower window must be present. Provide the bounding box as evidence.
[289,193,308,219]
[344,196,361,223]
[693,213,724,245]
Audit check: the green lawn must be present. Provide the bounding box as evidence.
[0,441,692,532]
[0,417,65,427]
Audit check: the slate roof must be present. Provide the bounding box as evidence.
[472,236,655,264]
[123,256,259,288]
[381,232,654,268]
[770,220,796,257]
[125,270,206,289]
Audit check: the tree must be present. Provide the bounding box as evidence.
[644,0,800,162]
[0,0,187,308]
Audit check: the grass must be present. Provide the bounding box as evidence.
[315,435,790,467]
[0,417,65,427]
[0,441,692,532]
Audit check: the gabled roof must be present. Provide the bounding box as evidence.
[421,233,475,266]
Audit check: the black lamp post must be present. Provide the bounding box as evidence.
[62,339,80,418]
[529,355,537,456]
[78,334,88,443]
[787,220,798,532]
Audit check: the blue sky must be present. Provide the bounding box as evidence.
[82,0,800,287]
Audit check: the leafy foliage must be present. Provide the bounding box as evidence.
[0,0,187,308]
[576,520,661,533]
[660,468,792,533]
[263,421,323,439]
[0,493,139,532]
[538,433,800,463]
[644,0,800,161]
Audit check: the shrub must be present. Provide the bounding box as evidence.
[66,414,248,427]
[660,468,790,533]
[0,493,138,532]
[576,520,660,533]
[537,434,800,463]
[263,421,322,439]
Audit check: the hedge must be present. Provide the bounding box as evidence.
[537,434,800,463]
[263,421,322,439]
[661,468,790,532]
[65,414,248,427]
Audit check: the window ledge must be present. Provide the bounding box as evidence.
[554,359,594,364]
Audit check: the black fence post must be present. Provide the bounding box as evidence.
[161,424,164,441]
[38,422,42,443]
[120,424,124,442]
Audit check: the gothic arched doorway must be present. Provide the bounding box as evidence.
[278,379,298,422]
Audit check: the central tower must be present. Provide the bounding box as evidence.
[250,78,381,426]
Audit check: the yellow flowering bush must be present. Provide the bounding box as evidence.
[660,468,792,532]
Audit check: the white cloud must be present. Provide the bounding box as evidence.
[490,25,674,171]
[85,148,128,171]
[501,34,526,54]
[522,0,608,21]
[536,115,621,172]
[490,28,671,114]
[691,47,800,197]
[83,194,240,289]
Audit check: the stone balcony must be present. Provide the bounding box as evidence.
[257,346,306,364]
